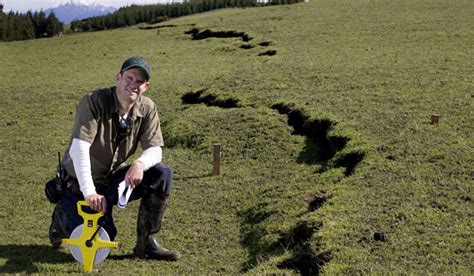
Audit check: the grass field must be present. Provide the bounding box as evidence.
[0,0,472,274]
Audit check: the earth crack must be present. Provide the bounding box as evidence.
[272,102,364,176]
[185,28,252,41]
[181,88,240,108]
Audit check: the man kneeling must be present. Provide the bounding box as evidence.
[49,56,180,261]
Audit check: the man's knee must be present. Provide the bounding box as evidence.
[154,162,172,175]
[144,163,173,197]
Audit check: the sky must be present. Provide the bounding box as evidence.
[1,0,178,13]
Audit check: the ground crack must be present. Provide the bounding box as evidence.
[258,49,277,56]
[139,24,178,29]
[278,249,332,276]
[272,102,364,176]
[277,221,331,276]
[181,88,240,108]
[185,28,278,57]
[304,191,331,212]
[278,221,322,248]
[185,28,252,41]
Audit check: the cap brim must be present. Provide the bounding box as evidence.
[122,66,150,81]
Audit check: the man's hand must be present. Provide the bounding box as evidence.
[125,160,144,188]
[85,194,107,213]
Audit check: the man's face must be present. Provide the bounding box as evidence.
[116,67,150,104]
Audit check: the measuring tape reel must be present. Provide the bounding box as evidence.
[62,201,118,272]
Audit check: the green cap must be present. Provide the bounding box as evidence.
[120,56,151,81]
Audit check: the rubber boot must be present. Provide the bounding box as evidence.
[49,204,67,249]
[133,194,181,261]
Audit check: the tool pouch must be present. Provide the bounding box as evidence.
[45,176,65,203]
[46,152,69,203]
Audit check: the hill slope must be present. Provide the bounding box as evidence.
[0,0,472,274]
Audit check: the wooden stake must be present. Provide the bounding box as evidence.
[431,114,440,124]
[213,143,221,176]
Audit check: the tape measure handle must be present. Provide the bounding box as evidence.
[76,200,104,220]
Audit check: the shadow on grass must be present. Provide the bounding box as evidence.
[0,244,71,273]
[277,244,331,276]
[107,253,136,260]
[238,204,284,272]
[239,209,331,274]
[276,222,331,275]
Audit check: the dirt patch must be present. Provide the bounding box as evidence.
[334,151,365,176]
[276,219,330,275]
[460,195,471,202]
[258,49,277,56]
[386,155,396,161]
[185,28,252,42]
[6,119,18,126]
[304,191,331,212]
[258,41,272,47]
[373,232,388,242]
[278,250,332,276]
[181,88,240,108]
[279,221,322,248]
[240,44,254,49]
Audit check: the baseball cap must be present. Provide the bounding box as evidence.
[120,56,151,81]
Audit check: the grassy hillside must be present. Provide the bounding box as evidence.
[0,0,472,274]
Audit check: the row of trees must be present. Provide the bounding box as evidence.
[0,0,301,41]
[71,0,303,32]
[0,4,63,42]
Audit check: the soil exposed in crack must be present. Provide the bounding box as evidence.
[304,191,331,212]
[272,103,347,161]
[278,250,332,276]
[278,221,322,248]
[272,103,364,176]
[277,221,331,275]
[185,28,252,41]
[258,41,272,47]
[181,88,240,108]
[258,49,277,56]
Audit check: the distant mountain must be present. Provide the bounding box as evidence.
[45,1,117,24]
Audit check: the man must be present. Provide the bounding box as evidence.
[49,56,181,261]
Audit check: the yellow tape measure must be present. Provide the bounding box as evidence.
[62,201,118,272]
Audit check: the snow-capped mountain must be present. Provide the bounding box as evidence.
[45,1,117,24]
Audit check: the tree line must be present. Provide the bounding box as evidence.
[0,0,302,42]
[71,0,303,32]
[0,4,63,42]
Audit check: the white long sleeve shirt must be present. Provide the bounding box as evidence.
[69,138,162,197]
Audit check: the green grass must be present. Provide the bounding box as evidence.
[0,0,473,274]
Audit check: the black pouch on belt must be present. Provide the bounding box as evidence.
[45,176,65,203]
[45,152,68,203]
